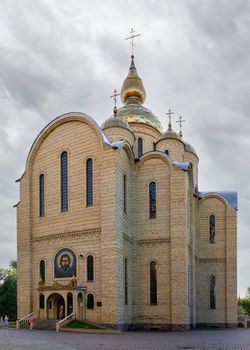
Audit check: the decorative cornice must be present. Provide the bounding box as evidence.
[197,257,226,263]
[33,228,101,243]
[136,238,170,246]
[37,279,77,291]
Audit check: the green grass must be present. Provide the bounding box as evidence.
[65,320,102,329]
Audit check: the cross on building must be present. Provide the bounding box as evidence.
[125,28,141,56]
[166,109,174,130]
[110,89,120,116]
[176,115,186,137]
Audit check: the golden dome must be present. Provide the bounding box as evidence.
[118,56,162,132]
[117,97,162,132]
[121,55,146,104]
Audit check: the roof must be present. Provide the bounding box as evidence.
[173,161,190,171]
[199,191,238,209]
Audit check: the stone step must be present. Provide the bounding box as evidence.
[33,319,58,331]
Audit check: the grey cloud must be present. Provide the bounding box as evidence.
[0,0,249,296]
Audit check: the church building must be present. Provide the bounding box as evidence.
[16,51,237,330]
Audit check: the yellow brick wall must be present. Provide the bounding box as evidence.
[16,114,237,329]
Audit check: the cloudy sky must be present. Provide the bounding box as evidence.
[0,0,249,296]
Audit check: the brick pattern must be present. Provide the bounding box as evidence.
[16,114,237,329]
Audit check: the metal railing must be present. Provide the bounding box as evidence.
[56,312,75,332]
[16,312,35,329]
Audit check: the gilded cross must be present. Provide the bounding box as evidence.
[110,89,120,108]
[125,28,141,56]
[166,109,174,129]
[176,116,186,137]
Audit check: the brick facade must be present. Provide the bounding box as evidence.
[16,60,237,330]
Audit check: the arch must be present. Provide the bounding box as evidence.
[209,214,216,243]
[87,293,94,309]
[86,158,93,206]
[200,193,228,208]
[25,112,108,174]
[209,275,216,309]
[39,173,45,216]
[61,151,68,212]
[77,293,84,320]
[149,181,157,219]
[39,260,45,283]
[138,137,143,158]
[47,292,65,320]
[39,294,45,309]
[87,255,94,282]
[67,292,73,316]
[139,151,173,171]
[150,261,157,305]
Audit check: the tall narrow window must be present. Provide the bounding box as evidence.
[123,175,127,214]
[40,260,45,283]
[150,261,157,305]
[138,138,143,158]
[61,151,68,212]
[87,255,94,282]
[149,182,156,219]
[165,150,169,156]
[86,158,93,206]
[39,174,45,217]
[87,294,94,309]
[124,258,128,305]
[39,294,45,309]
[209,275,216,309]
[209,215,215,243]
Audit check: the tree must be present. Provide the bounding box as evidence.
[0,259,17,320]
[246,287,250,299]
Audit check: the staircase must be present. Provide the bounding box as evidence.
[33,319,58,331]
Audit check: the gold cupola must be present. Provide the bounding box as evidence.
[121,55,146,104]
[118,56,162,132]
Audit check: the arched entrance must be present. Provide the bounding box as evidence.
[77,293,83,320]
[47,293,65,320]
[67,292,73,316]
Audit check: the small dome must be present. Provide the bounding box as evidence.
[102,115,131,130]
[117,97,162,132]
[121,55,146,104]
[160,128,182,141]
[184,141,197,155]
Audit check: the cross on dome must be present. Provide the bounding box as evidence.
[110,89,120,116]
[125,28,141,56]
[166,109,174,130]
[176,116,186,138]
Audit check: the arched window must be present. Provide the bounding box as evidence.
[138,138,143,158]
[86,158,93,206]
[39,294,44,309]
[209,215,215,243]
[67,292,73,315]
[150,261,157,305]
[165,150,169,156]
[39,174,45,217]
[149,182,156,219]
[61,151,68,212]
[209,275,216,309]
[124,258,128,305]
[87,255,94,282]
[40,260,45,283]
[87,294,94,309]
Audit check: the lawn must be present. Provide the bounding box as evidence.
[65,320,103,329]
